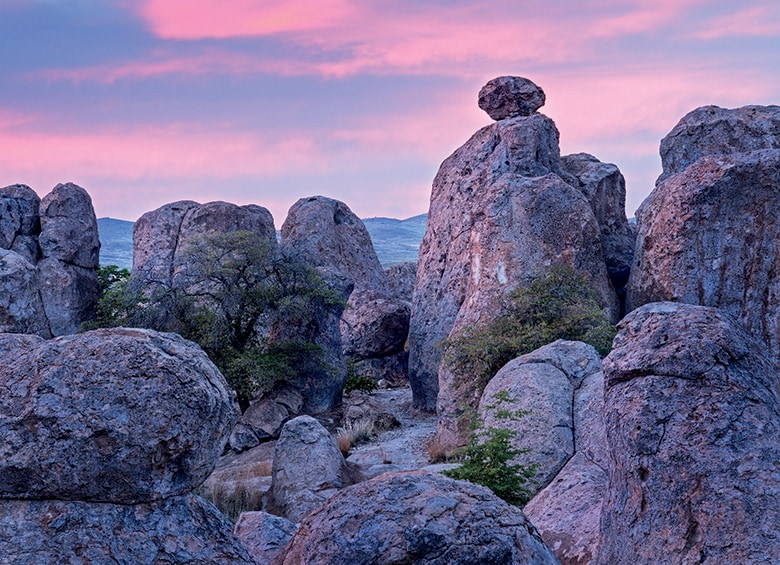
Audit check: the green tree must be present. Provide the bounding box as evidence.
[442,264,615,396]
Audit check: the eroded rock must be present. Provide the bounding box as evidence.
[478,76,546,120]
[234,511,297,564]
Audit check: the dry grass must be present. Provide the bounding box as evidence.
[199,482,265,523]
[426,435,455,464]
[336,417,378,456]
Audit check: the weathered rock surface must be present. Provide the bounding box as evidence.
[627,148,780,369]
[478,76,546,121]
[274,470,560,564]
[385,260,417,302]
[234,511,297,564]
[479,341,603,491]
[341,289,410,358]
[524,369,609,565]
[0,494,254,564]
[659,104,780,180]
[38,257,100,336]
[0,183,41,263]
[0,328,237,503]
[409,105,616,414]
[38,182,100,269]
[561,153,636,290]
[597,302,780,564]
[267,415,355,523]
[0,249,49,336]
[229,386,304,452]
[281,195,389,295]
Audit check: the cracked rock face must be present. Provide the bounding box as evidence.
[597,302,780,564]
[273,470,560,564]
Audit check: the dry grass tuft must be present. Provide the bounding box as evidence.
[336,417,378,456]
[426,435,455,464]
[199,482,265,523]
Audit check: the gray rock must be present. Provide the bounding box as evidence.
[0,328,237,503]
[348,351,409,387]
[385,260,417,302]
[561,153,636,290]
[274,470,560,564]
[341,289,410,358]
[409,108,615,414]
[38,182,99,269]
[38,258,99,336]
[524,370,609,565]
[478,76,546,120]
[627,149,780,370]
[0,184,40,262]
[479,341,603,492]
[229,386,304,452]
[597,302,780,564]
[234,511,297,564]
[0,494,254,564]
[0,250,49,337]
[659,104,780,180]
[267,415,354,523]
[281,196,389,295]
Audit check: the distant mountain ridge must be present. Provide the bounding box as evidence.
[97,214,427,271]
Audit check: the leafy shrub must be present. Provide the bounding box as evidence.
[441,264,615,395]
[443,392,537,506]
[344,360,378,395]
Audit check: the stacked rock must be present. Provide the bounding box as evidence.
[0,328,254,564]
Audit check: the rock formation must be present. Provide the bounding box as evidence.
[0,328,252,563]
[229,386,303,452]
[0,182,100,337]
[478,75,546,120]
[233,511,297,564]
[273,470,561,564]
[266,415,357,523]
[627,105,780,370]
[597,302,780,564]
[409,76,619,425]
[385,260,417,302]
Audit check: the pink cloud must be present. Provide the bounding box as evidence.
[694,5,780,39]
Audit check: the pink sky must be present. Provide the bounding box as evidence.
[2,0,779,224]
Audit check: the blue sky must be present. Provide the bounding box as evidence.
[1,0,778,225]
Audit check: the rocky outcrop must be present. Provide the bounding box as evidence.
[385,260,417,302]
[0,328,252,563]
[341,289,410,358]
[561,153,636,291]
[523,366,609,565]
[478,76,546,121]
[0,328,237,503]
[273,470,561,564]
[0,182,99,337]
[409,78,617,417]
[267,415,356,523]
[627,105,780,370]
[234,511,297,564]
[229,386,304,452]
[0,495,252,564]
[597,302,780,564]
[479,341,603,492]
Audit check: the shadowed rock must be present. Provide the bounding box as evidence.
[478,76,546,120]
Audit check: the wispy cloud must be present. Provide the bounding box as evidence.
[694,4,780,39]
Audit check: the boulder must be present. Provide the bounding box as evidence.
[349,351,409,387]
[523,369,609,565]
[626,148,780,369]
[229,386,304,452]
[341,289,410,358]
[0,494,254,564]
[274,470,560,564]
[561,153,636,290]
[479,341,603,491]
[38,258,100,336]
[0,250,49,336]
[234,511,297,564]
[659,104,780,180]
[409,106,615,413]
[0,184,40,263]
[478,76,546,120]
[38,182,99,269]
[385,260,417,302]
[267,415,355,523]
[281,195,389,295]
[597,302,780,564]
[0,328,237,503]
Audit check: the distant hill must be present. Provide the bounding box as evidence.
[97,214,427,271]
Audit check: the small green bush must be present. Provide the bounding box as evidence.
[344,360,378,395]
[441,264,616,395]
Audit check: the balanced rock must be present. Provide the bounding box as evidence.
[274,470,560,564]
[233,511,297,564]
[479,341,603,492]
[597,302,780,564]
[38,182,100,269]
[659,104,780,180]
[627,148,780,369]
[478,76,546,120]
[0,494,254,564]
[0,183,41,263]
[267,415,355,523]
[341,289,410,358]
[0,328,237,503]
